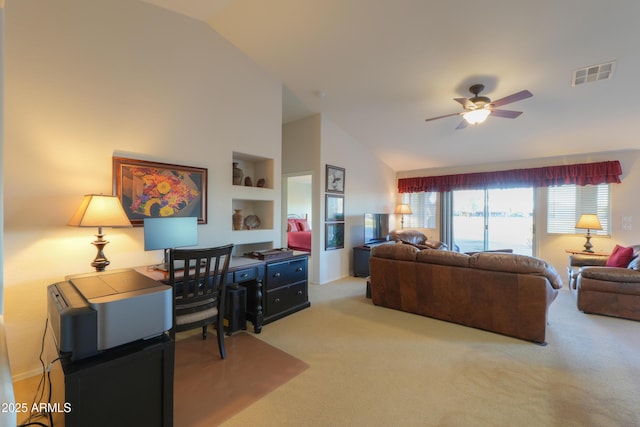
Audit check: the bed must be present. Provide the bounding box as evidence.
[287,215,312,252]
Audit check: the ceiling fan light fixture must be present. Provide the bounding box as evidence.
[463,109,491,124]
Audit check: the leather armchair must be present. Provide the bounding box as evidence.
[576,245,640,321]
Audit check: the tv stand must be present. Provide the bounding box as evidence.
[353,242,387,277]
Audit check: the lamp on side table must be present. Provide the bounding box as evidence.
[575,214,602,253]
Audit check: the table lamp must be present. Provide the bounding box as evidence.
[68,194,132,271]
[394,204,412,229]
[575,214,602,253]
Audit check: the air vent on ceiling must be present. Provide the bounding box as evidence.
[572,61,616,86]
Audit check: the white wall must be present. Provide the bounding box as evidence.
[282,115,321,281]
[397,149,640,279]
[4,0,282,378]
[319,115,396,283]
[283,114,396,284]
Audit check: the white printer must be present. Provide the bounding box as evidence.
[47,268,172,360]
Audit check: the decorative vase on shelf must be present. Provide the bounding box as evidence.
[244,176,253,187]
[232,162,243,186]
[232,209,243,230]
[257,178,266,188]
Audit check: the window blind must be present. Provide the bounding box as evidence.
[547,184,610,235]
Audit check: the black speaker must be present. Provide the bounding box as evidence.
[224,285,247,335]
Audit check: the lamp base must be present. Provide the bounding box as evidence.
[583,234,594,253]
[91,234,110,272]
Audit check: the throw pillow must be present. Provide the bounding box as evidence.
[296,219,311,231]
[287,219,298,232]
[606,245,634,268]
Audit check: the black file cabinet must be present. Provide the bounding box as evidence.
[263,255,310,324]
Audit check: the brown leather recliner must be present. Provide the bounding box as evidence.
[387,229,447,250]
[576,245,640,321]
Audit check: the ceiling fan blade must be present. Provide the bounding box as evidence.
[454,98,469,107]
[490,109,523,119]
[425,112,463,122]
[491,90,533,107]
[455,119,468,130]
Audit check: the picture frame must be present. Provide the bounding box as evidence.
[326,164,345,194]
[325,222,345,250]
[325,194,344,222]
[113,156,207,226]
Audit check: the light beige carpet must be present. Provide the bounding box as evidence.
[221,277,640,427]
[174,331,309,426]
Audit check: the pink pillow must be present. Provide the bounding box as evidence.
[606,245,634,267]
[287,219,298,232]
[296,219,311,232]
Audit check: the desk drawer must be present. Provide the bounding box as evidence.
[233,268,257,283]
[264,282,308,318]
[265,257,307,290]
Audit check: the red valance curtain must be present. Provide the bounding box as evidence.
[398,160,622,193]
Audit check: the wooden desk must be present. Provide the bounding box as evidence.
[137,253,310,334]
[136,256,266,333]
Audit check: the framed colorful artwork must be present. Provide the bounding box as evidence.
[113,156,207,226]
[326,164,345,194]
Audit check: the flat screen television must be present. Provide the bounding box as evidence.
[144,217,198,269]
[364,213,390,245]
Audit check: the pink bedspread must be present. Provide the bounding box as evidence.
[288,231,311,252]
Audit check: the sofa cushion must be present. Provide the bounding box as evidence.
[416,249,470,267]
[580,266,640,284]
[606,244,635,268]
[470,252,563,289]
[371,242,419,261]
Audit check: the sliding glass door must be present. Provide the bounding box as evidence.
[453,188,534,255]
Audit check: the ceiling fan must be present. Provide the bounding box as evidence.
[425,84,533,130]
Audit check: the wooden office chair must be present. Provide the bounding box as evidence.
[168,244,233,359]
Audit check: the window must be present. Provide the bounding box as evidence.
[453,188,534,255]
[547,184,610,235]
[401,192,437,228]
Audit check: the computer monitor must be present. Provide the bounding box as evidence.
[144,217,198,268]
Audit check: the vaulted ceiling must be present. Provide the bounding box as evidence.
[143,0,640,172]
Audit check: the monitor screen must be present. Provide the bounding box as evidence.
[364,213,390,245]
[143,217,198,251]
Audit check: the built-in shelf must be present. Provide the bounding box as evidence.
[231,151,277,254]
[232,152,274,189]
[231,200,274,230]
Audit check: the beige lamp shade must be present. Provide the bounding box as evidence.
[68,194,132,228]
[575,214,602,231]
[394,204,413,215]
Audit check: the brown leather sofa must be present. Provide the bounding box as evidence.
[369,243,563,344]
[576,245,640,321]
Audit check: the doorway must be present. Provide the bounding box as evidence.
[283,173,315,280]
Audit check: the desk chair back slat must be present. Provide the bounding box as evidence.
[168,244,233,359]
